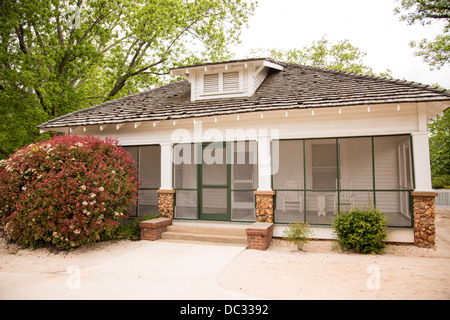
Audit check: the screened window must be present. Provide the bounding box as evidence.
[273,140,304,223]
[123,145,160,217]
[173,143,198,219]
[272,135,414,227]
[231,141,257,221]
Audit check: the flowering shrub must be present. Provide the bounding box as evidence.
[0,135,139,250]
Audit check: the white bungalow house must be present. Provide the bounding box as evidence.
[38,58,450,248]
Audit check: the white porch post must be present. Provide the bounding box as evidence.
[257,133,272,191]
[255,132,275,223]
[411,132,433,192]
[411,103,433,192]
[160,142,173,190]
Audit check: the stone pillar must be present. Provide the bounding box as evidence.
[157,189,175,219]
[254,191,275,223]
[412,191,437,248]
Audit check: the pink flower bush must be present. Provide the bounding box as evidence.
[0,135,139,250]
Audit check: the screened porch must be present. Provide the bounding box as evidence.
[273,135,414,227]
[124,134,414,228]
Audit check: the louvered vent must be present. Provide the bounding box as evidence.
[223,71,240,92]
[203,73,220,93]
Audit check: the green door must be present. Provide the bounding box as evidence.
[199,142,231,221]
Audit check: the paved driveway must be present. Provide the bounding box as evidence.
[0,241,256,300]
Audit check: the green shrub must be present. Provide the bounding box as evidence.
[283,221,314,251]
[100,214,158,241]
[333,206,387,254]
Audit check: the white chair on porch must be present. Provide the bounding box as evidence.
[335,179,354,214]
[282,180,303,213]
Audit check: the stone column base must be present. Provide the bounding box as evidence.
[246,222,274,250]
[139,218,172,241]
[157,189,175,219]
[254,191,275,223]
[412,191,437,248]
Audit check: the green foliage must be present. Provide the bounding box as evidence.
[100,214,159,241]
[0,0,257,158]
[252,35,392,77]
[333,206,388,254]
[395,0,450,69]
[432,174,450,189]
[409,34,450,70]
[282,221,315,251]
[429,109,450,180]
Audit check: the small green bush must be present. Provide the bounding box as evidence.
[333,206,387,254]
[283,221,314,251]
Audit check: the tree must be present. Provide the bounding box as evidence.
[252,36,392,77]
[394,0,450,69]
[428,109,450,188]
[0,0,257,158]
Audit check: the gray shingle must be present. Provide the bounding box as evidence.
[38,60,450,129]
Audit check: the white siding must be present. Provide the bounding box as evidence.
[254,67,269,92]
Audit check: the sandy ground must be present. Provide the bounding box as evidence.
[219,208,450,300]
[1,208,449,300]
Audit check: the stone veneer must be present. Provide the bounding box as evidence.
[157,189,175,219]
[254,191,275,223]
[412,191,437,248]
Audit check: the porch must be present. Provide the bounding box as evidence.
[126,132,435,247]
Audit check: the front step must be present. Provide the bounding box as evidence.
[161,225,247,246]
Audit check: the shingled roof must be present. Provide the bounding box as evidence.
[38,59,450,129]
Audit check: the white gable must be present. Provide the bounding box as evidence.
[171,59,284,101]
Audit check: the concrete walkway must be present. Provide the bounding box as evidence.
[0,241,258,300]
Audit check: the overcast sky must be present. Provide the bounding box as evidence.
[232,0,450,88]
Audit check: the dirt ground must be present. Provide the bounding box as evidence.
[1,209,449,300]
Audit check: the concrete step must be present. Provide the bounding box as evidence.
[167,225,247,237]
[161,225,247,246]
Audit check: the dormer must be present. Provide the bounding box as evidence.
[170,58,284,101]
